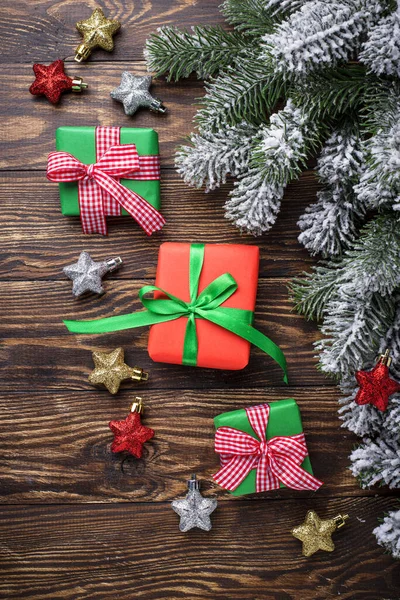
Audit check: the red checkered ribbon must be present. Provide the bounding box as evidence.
[47,126,164,235]
[213,404,323,492]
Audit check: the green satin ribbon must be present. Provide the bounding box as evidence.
[64,243,288,382]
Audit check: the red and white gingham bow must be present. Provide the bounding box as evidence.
[213,404,323,492]
[47,140,165,236]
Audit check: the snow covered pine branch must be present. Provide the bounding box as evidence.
[146,0,400,557]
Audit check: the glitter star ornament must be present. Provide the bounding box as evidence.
[89,347,148,394]
[355,350,400,412]
[29,59,88,104]
[292,511,349,557]
[63,251,122,297]
[111,72,166,116]
[109,398,154,458]
[75,8,121,62]
[172,475,218,532]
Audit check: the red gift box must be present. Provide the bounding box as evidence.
[147,242,259,369]
[64,242,287,379]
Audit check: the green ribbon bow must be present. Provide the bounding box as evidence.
[64,243,288,382]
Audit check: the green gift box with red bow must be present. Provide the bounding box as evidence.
[213,399,322,496]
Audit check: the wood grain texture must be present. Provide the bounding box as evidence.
[0,279,329,390]
[0,171,318,280]
[0,1,227,64]
[1,0,400,597]
[0,388,376,503]
[1,498,400,600]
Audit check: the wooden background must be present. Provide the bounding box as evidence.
[1,1,400,598]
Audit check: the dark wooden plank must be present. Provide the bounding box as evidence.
[0,62,203,170]
[1,498,399,599]
[0,279,329,390]
[0,1,227,64]
[0,170,317,280]
[2,1,399,596]
[0,387,375,503]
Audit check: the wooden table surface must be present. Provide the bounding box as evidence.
[1,2,400,599]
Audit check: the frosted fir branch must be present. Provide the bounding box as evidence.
[224,169,284,235]
[298,125,366,257]
[340,392,400,439]
[250,100,320,184]
[380,304,400,381]
[315,213,400,377]
[336,215,400,297]
[260,0,383,78]
[175,122,257,191]
[316,126,364,187]
[196,59,283,131]
[338,380,385,437]
[298,196,362,258]
[360,10,400,78]
[340,401,384,437]
[350,436,400,489]
[293,214,400,340]
[374,509,400,559]
[355,96,400,210]
[317,292,394,377]
[382,395,400,437]
[144,26,249,81]
[224,100,318,235]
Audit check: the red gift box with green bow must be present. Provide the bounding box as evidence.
[64,242,288,377]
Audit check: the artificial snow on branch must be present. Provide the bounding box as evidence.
[298,125,366,257]
[175,122,257,191]
[355,90,400,211]
[260,0,383,77]
[373,509,400,558]
[224,169,284,235]
[350,436,400,489]
[224,100,319,234]
[360,8,400,77]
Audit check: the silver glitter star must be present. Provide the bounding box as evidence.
[172,475,217,532]
[110,72,166,115]
[63,251,122,297]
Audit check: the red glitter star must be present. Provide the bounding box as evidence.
[355,362,400,412]
[109,412,154,458]
[29,59,73,104]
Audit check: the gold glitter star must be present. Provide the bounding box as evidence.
[292,510,349,557]
[75,8,121,62]
[88,348,148,395]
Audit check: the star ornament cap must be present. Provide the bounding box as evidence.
[355,350,400,412]
[172,475,218,532]
[111,72,167,116]
[29,59,88,104]
[292,510,349,557]
[63,251,122,297]
[75,7,121,62]
[89,347,148,394]
[109,398,154,458]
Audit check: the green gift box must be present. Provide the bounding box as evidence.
[55,126,161,216]
[213,398,317,496]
